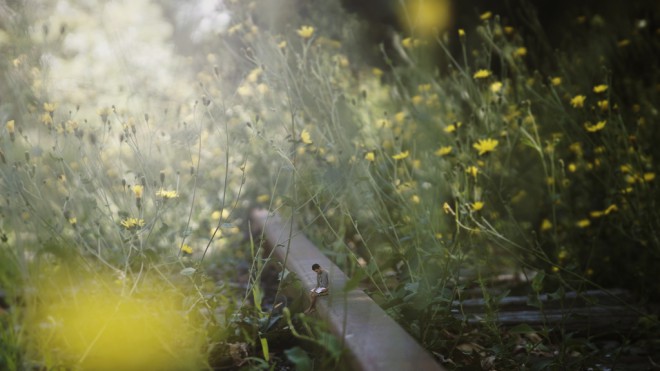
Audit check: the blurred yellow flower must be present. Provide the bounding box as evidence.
[473,138,499,155]
[392,151,409,160]
[551,77,562,86]
[570,95,586,108]
[620,164,633,173]
[617,39,631,47]
[300,129,313,144]
[480,11,492,20]
[514,47,527,57]
[41,113,53,125]
[490,81,503,93]
[256,194,270,203]
[593,84,608,93]
[444,124,457,133]
[372,68,383,76]
[434,146,453,156]
[411,195,421,204]
[576,219,591,228]
[121,217,145,229]
[597,100,609,111]
[541,219,553,231]
[132,185,144,198]
[365,152,375,162]
[68,217,77,225]
[442,202,453,214]
[584,120,606,132]
[418,83,431,92]
[471,201,484,211]
[278,41,287,49]
[6,120,14,133]
[466,166,478,178]
[458,29,465,37]
[568,163,577,172]
[473,69,492,79]
[297,25,314,39]
[43,102,57,112]
[156,189,179,199]
[644,172,656,182]
[180,244,193,255]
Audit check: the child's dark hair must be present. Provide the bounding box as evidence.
[312,263,320,270]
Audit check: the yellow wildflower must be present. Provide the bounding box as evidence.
[394,111,406,123]
[300,129,313,144]
[418,83,431,92]
[41,113,53,125]
[278,41,287,49]
[490,81,503,93]
[372,67,383,77]
[590,210,604,218]
[473,138,499,155]
[551,77,562,86]
[576,219,591,228]
[541,219,553,231]
[6,120,14,133]
[471,201,484,211]
[584,120,606,132]
[458,29,465,37]
[256,194,270,203]
[132,185,144,198]
[514,47,527,57]
[552,266,560,273]
[644,172,656,182]
[120,217,145,229]
[444,124,457,133]
[442,202,453,214]
[68,217,77,225]
[593,84,608,94]
[365,152,375,162]
[392,151,409,160]
[297,25,314,39]
[411,195,421,204]
[473,69,492,79]
[43,102,57,112]
[568,163,577,172]
[617,39,631,47]
[504,26,514,35]
[570,95,586,108]
[597,100,609,111]
[466,166,479,178]
[604,204,618,214]
[620,164,633,173]
[180,244,193,255]
[434,146,453,156]
[156,189,179,199]
[480,11,492,20]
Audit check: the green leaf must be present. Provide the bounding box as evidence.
[260,337,269,362]
[532,271,545,293]
[284,347,312,371]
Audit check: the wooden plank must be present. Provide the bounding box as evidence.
[250,209,444,371]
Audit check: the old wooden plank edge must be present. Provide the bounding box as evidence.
[250,209,444,371]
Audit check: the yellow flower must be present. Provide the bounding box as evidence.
[576,219,591,228]
[644,172,656,182]
[473,138,499,155]
[568,163,577,172]
[473,69,492,79]
[256,194,270,203]
[552,266,560,273]
[570,95,586,108]
[156,189,179,199]
[365,151,375,162]
[480,11,492,20]
[444,124,457,133]
[392,151,409,160]
[278,41,287,49]
[504,26,514,35]
[471,201,484,211]
[297,25,314,39]
[490,81,503,93]
[411,195,421,204]
[132,185,144,198]
[372,68,383,77]
[617,39,631,47]
[442,202,453,214]
[458,29,465,37]
[300,129,313,144]
[466,166,479,178]
[434,146,453,156]
[593,84,608,94]
[43,102,57,112]
[590,210,604,218]
[620,164,633,173]
[68,217,77,225]
[418,83,431,92]
[41,113,53,125]
[180,244,193,255]
[603,204,618,215]
[551,77,562,86]
[394,111,406,123]
[584,120,607,132]
[541,219,553,231]
[514,47,527,57]
[120,217,145,229]
[6,120,14,133]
